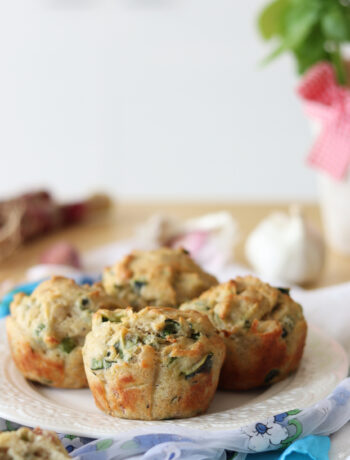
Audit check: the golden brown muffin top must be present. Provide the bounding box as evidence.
[180,276,306,339]
[0,427,70,460]
[10,276,121,353]
[84,306,224,381]
[102,247,218,310]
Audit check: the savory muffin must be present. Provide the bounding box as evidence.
[83,307,225,420]
[6,276,121,388]
[0,427,70,460]
[180,276,307,390]
[102,247,218,310]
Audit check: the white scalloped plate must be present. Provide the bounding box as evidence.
[0,318,348,438]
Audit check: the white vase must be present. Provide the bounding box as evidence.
[318,171,350,254]
[308,80,350,255]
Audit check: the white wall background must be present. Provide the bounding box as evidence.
[0,0,316,201]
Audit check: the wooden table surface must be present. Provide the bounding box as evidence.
[1,201,349,289]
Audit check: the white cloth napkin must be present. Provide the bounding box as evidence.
[292,283,350,358]
[290,282,350,458]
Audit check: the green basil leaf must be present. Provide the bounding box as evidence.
[321,6,350,42]
[330,45,348,85]
[293,24,330,74]
[258,0,290,39]
[262,42,288,65]
[283,0,321,50]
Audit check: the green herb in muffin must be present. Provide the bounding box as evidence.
[80,298,90,310]
[265,368,280,384]
[168,356,178,366]
[160,319,180,337]
[277,287,290,296]
[114,341,124,360]
[35,323,45,336]
[185,353,213,380]
[91,358,113,370]
[132,280,148,293]
[59,337,76,354]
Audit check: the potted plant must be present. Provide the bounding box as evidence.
[258,0,350,254]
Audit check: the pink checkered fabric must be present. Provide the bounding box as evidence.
[298,62,350,180]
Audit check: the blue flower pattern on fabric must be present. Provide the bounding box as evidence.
[273,412,288,423]
[242,417,289,451]
[331,387,350,406]
[255,423,268,435]
[61,435,85,453]
[133,434,191,449]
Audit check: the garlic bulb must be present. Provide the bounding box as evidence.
[245,207,325,285]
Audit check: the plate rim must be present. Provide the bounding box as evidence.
[0,318,348,438]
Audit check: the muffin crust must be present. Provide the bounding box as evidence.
[6,276,121,388]
[83,306,225,419]
[0,427,70,460]
[102,248,218,310]
[180,276,307,390]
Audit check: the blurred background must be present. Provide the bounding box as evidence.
[0,0,350,294]
[0,0,314,201]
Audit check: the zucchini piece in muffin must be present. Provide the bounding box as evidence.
[6,276,121,388]
[180,276,307,390]
[83,307,225,420]
[0,427,70,459]
[102,247,218,310]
